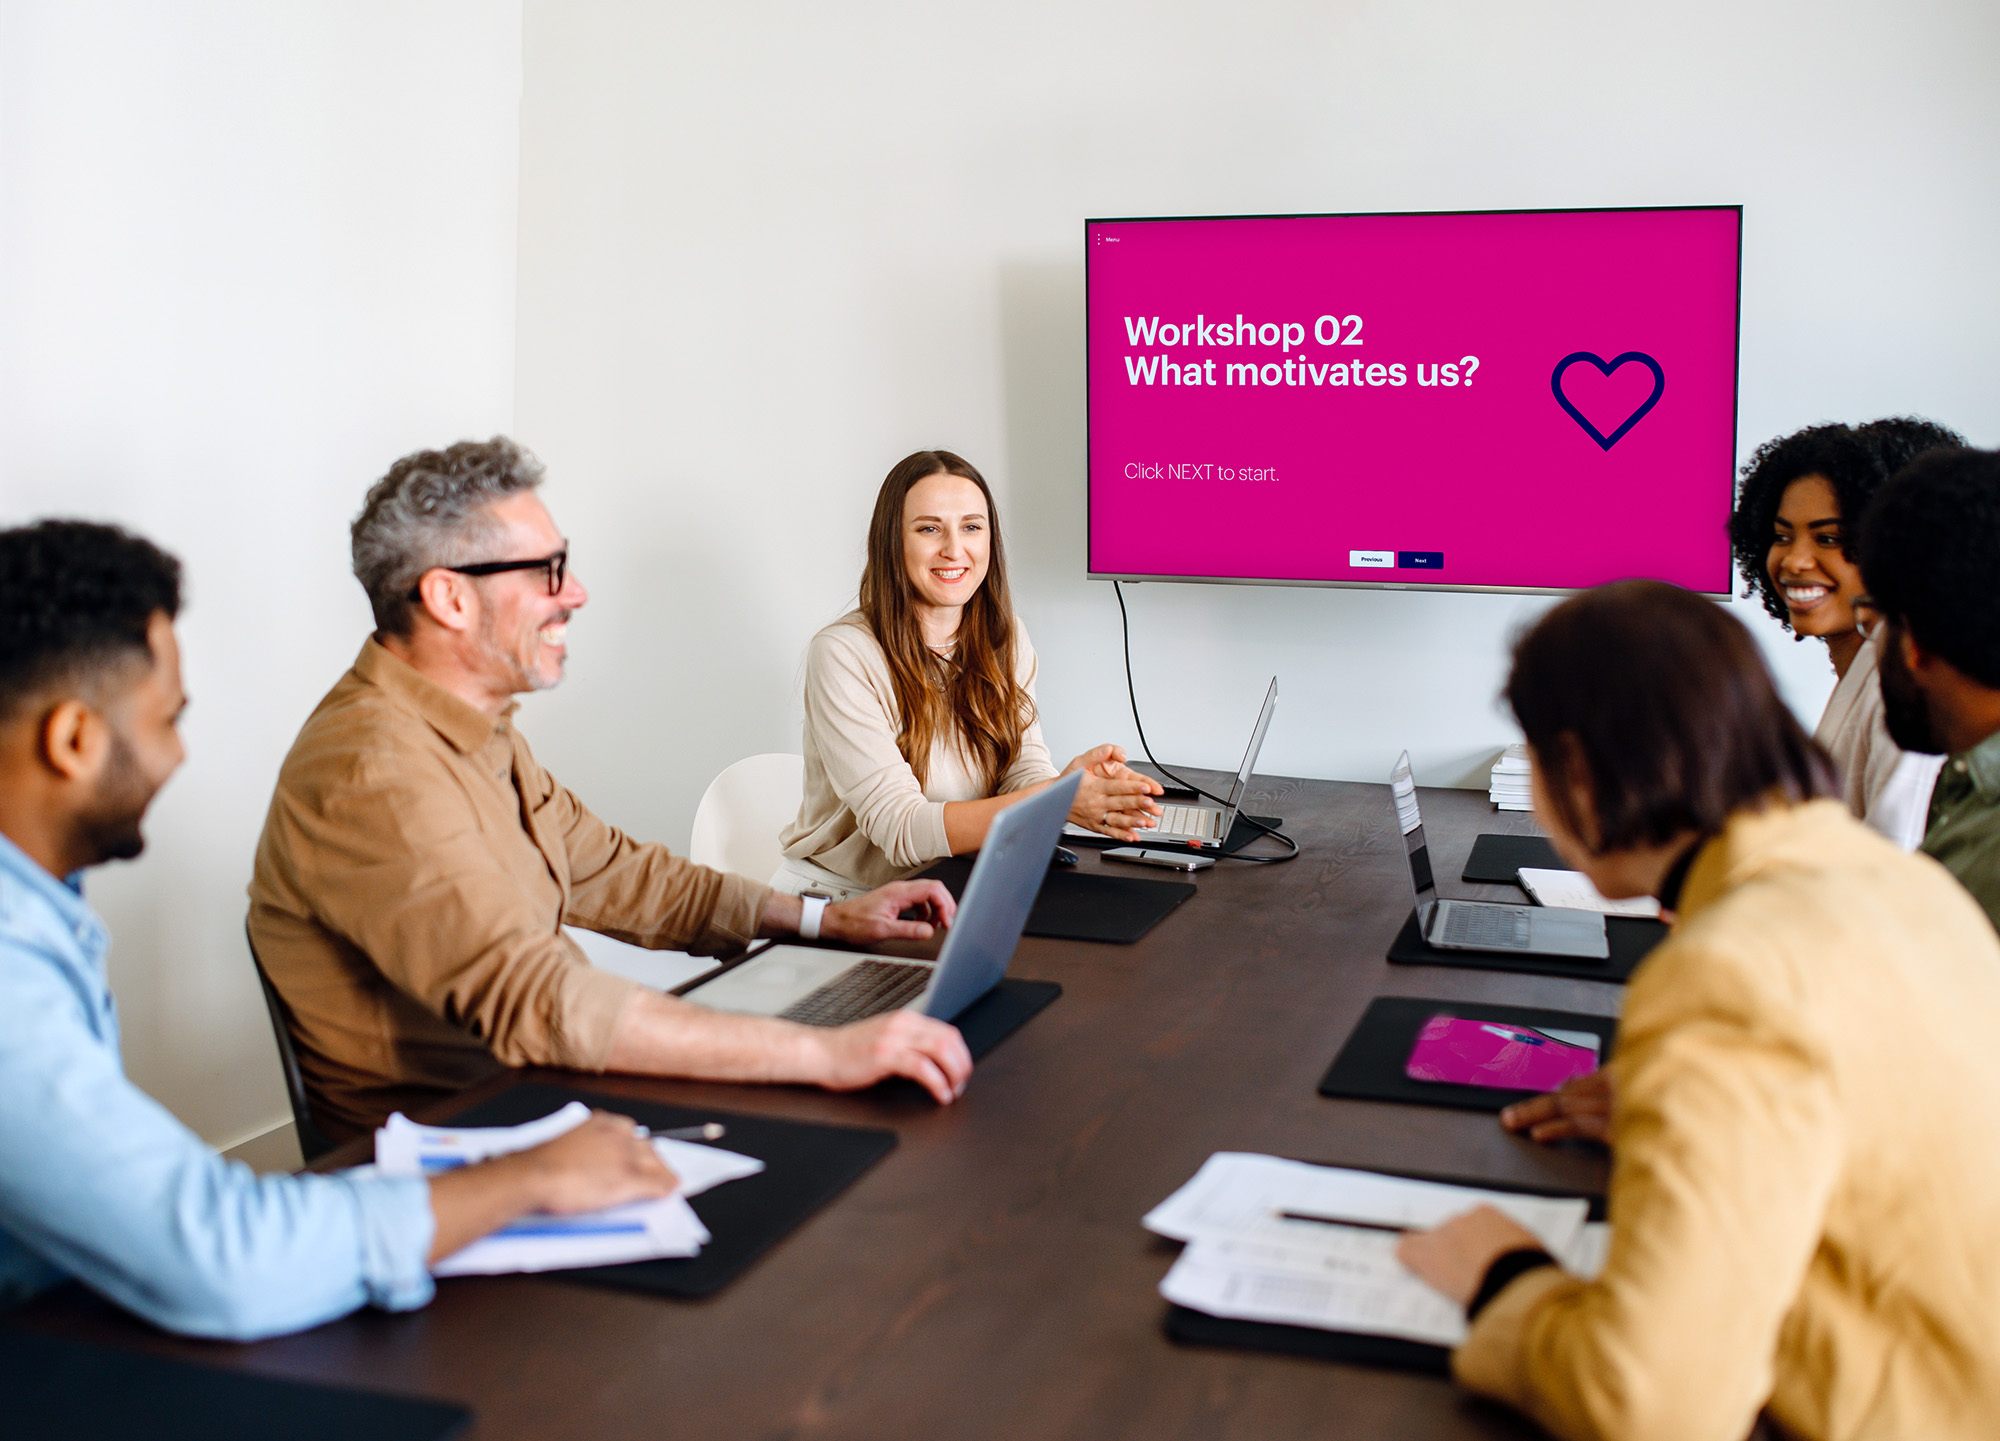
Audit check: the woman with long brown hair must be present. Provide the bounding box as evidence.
[776,451,1161,897]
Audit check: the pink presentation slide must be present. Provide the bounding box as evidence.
[1086,209,1741,592]
[1403,1015,1601,1092]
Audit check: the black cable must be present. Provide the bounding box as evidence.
[1112,580,1298,863]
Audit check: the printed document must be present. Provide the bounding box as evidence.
[1518,867,1662,919]
[1147,1153,1596,1346]
[375,1102,764,1276]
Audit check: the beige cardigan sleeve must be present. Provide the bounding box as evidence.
[800,622,954,870]
[1453,921,1843,1441]
[795,617,1063,873]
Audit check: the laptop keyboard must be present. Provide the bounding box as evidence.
[1438,904,1532,949]
[1156,804,1224,839]
[778,959,933,1027]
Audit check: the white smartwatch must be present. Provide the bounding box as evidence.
[799,895,827,941]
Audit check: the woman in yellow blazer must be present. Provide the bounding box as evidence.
[1399,579,2000,1441]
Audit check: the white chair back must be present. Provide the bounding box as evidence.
[689,752,805,880]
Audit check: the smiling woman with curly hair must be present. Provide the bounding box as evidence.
[1726,416,1963,847]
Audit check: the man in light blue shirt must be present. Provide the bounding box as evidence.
[0,520,678,1340]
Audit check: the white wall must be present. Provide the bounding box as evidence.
[5,1,1996,1146]
[0,1,523,1145]
[511,0,2000,862]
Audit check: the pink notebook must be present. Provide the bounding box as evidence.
[1404,1015,1600,1091]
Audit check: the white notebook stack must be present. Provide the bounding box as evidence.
[1489,744,1532,812]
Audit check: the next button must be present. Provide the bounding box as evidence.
[1396,551,1444,570]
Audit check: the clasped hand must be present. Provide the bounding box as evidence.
[1061,743,1165,841]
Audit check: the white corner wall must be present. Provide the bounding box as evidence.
[0,1,524,1145]
[511,0,2000,856]
[4,1,1996,1147]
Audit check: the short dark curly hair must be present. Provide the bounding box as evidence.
[1856,416,1968,479]
[1859,447,2000,688]
[0,520,183,724]
[1727,417,1966,630]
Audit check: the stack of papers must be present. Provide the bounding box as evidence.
[376,1102,764,1276]
[1489,744,1533,812]
[1146,1153,1605,1347]
[1518,867,1662,919]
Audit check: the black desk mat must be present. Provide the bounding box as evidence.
[0,1326,472,1441]
[1165,1305,1451,1374]
[1460,832,1564,884]
[920,856,1194,943]
[951,977,1062,1058]
[1318,997,1619,1113]
[1386,908,1665,983]
[442,1082,896,1299]
[1162,1171,1605,1374]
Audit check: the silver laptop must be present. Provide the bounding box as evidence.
[1146,678,1278,847]
[1391,751,1607,960]
[681,772,1081,1026]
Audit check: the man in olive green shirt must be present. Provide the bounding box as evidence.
[1858,444,2000,929]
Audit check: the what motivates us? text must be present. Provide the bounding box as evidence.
[1119,314,1479,390]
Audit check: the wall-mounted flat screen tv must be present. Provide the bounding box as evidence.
[1085,207,1741,595]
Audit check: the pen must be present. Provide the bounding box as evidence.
[1275,1209,1409,1234]
[637,1122,727,1142]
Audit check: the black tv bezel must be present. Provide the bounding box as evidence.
[1083,204,1744,598]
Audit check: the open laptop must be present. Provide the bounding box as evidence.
[1141,678,1278,848]
[680,772,1081,1026]
[1391,751,1607,960]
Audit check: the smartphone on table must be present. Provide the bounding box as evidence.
[1102,847,1215,872]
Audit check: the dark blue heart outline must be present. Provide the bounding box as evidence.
[1550,350,1666,451]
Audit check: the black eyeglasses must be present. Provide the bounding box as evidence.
[408,547,568,603]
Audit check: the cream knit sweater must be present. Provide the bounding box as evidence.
[778,612,1059,889]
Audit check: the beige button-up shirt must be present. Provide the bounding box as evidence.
[248,640,770,1141]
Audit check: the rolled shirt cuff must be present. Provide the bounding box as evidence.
[1467,1246,1557,1320]
[552,963,646,1073]
[336,1170,436,1312]
[699,873,772,949]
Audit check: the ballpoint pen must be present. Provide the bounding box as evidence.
[1275,1209,1409,1234]
[637,1122,727,1142]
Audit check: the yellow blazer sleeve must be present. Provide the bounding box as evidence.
[1454,927,1843,1441]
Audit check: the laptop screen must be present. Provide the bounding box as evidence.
[1391,751,1438,913]
[1223,678,1279,811]
[920,772,1081,1021]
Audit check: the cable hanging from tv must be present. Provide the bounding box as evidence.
[1112,581,1298,864]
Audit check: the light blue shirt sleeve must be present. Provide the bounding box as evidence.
[0,937,437,1340]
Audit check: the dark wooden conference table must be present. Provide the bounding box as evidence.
[22,774,1626,1440]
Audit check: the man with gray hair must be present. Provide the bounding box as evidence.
[250,438,973,1142]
